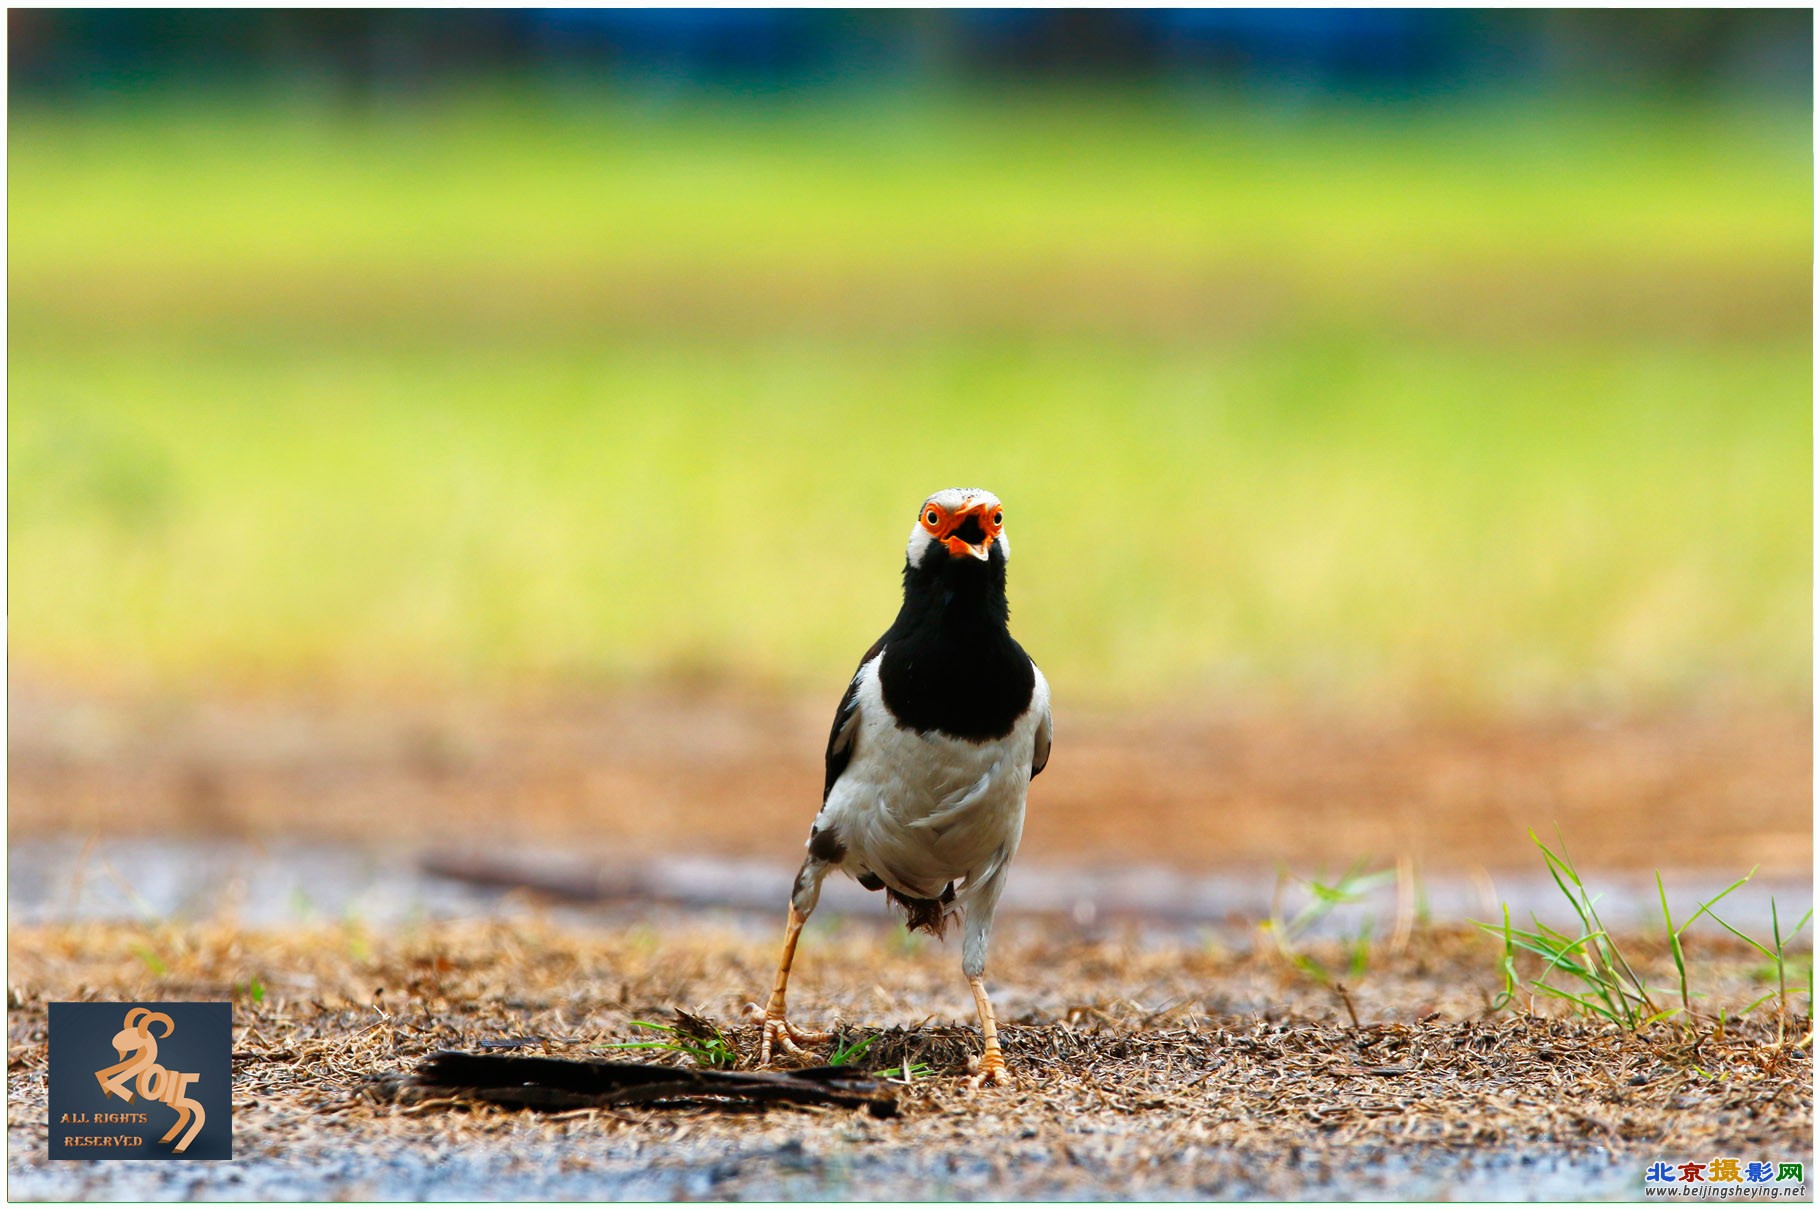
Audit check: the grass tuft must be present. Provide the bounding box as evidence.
[827,1034,874,1067]
[1478,829,1810,1036]
[1262,861,1396,987]
[593,1013,739,1070]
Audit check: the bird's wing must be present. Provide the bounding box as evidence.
[823,636,886,803]
[1030,663,1051,779]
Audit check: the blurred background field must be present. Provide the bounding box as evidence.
[7,10,1812,873]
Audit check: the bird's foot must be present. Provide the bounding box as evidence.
[967,1050,1012,1089]
[744,1002,831,1065]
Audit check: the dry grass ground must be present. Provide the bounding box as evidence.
[8,914,1810,1199]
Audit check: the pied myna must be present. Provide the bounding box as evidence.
[750,488,1051,1087]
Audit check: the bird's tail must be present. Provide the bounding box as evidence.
[885,883,955,937]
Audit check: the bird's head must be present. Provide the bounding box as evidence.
[906,488,1008,569]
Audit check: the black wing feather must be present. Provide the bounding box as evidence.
[823,635,885,803]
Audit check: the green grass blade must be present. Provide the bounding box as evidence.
[1531,981,1623,1022]
[1675,867,1758,934]
[1697,907,1778,960]
[1659,871,1692,1021]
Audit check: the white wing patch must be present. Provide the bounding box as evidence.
[1031,666,1052,778]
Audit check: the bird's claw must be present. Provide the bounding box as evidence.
[967,1052,1012,1089]
[744,1002,831,1065]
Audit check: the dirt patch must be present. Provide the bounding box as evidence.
[7,681,1811,876]
[7,915,1811,1199]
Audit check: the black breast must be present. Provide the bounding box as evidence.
[876,548,1036,741]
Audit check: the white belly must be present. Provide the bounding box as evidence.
[815,654,1044,903]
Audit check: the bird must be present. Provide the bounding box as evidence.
[749,487,1050,1088]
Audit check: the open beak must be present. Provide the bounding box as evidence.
[942,502,999,561]
[945,537,991,561]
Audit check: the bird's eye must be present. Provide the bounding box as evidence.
[992,510,1003,527]
[924,508,941,527]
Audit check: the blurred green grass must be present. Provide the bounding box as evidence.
[11,92,1811,290]
[9,93,1812,708]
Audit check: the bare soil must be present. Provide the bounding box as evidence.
[8,680,1810,876]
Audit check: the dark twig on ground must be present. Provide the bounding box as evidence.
[367,1050,898,1117]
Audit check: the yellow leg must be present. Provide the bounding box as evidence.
[967,975,1010,1088]
[748,905,831,1064]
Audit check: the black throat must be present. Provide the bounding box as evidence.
[876,545,1035,741]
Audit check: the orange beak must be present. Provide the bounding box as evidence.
[941,501,1001,562]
